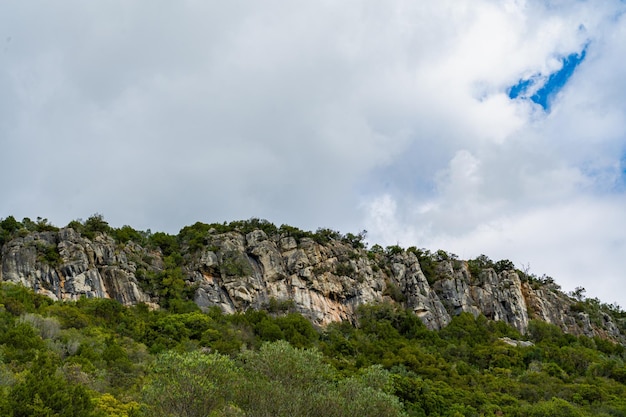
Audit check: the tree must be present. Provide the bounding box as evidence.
[82,213,111,238]
[0,215,21,246]
[342,230,368,249]
[570,287,586,301]
[237,341,406,417]
[6,352,95,417]
[143,350,242,417]
[494,259,515,273]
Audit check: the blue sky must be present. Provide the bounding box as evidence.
[1,0,626,307]
[508,48,587,110]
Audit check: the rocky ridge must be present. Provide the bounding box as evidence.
[1,225,624,342]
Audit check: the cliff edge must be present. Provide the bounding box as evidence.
[1,219,623,342]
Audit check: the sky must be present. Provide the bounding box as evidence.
[1,1,625,307]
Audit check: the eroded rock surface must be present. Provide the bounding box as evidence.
[1,227,623,343]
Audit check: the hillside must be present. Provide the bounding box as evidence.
[1,215,624,342]
[2,216,626,415]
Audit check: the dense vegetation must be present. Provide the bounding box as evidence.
[0,282,624,416]
[2,214,626,415]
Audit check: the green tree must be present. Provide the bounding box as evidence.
[238,341,406,417]
[6,352,95,417]
[81,213,111,239]
[494,259,515,273]
[0,215,22,246]
[143,350,242,417]
[112,225,145,244]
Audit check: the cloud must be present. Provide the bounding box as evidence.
[1,1,626,305]
[362,1,626,306]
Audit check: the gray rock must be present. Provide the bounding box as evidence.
[1,226,624,343]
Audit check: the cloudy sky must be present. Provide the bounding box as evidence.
[2,1,625,306]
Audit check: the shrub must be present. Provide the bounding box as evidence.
[383,281,406,303]
[494,259,515,273]
[112,225,146,244]
[220,251,253,277]
[335,262,356,277]
[81,213,111,239]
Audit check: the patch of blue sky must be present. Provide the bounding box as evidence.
[531,48,587,109]
[508,47,587,111]
[508,78,533,100]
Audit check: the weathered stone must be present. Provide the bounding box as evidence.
[1,226,624,342]
[1,228,156,307]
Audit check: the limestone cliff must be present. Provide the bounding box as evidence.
[1,225,624,342]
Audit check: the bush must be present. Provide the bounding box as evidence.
[148,232,179,256]
[143,350,243,417]
[81,213,111,239]
[467,254,494,277]
[494,259,515,273]
[0,215,22,247]
[383,281,406,303]
[220,251,253,277]
[112,225,146,244]
[312,228,342,244]
[335,262,356,277]
[6,352,95,416]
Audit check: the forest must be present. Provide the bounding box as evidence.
[0,282,625,416]
[1,215,626,416]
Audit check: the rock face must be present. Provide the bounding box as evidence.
[432,264,529,334]
[0,229,154,307]
[1,227,624,343]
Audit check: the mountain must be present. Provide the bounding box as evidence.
[1,216,624,343]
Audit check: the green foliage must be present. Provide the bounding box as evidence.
[312,227,342,244]
[0,215,21,247]
[435,249,452,261]
[34,217,59,232]
[220,251,253,277]
[111,225,146,244]
[148,232,179,257]
[494,259,515,273]
[34,241,62,267]
[265,297,296,313]
[335,261,356,277]
[0,322,46,363]
[274,313,319,348]
[78,213,112,240]
[386,244,403,256]
[238,341,405,417]
[143,350,242,417]
[370,244,384,254]
[342,230,368,249]
[278,224,313,242]
[2,217,626,417]
[439,312,493,346]
[467,254,494,277]
[528,320,567,345]
[0,283,53,314]
[409,248,438,284]
[517,397,586,417]
[383,281,407,303]
[228,217,279,236]
[4,352,96,417]
[0,215,21,234]
[178,221,212,252]
[93,393,141,417]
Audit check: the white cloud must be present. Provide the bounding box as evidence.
[1,0,626,306]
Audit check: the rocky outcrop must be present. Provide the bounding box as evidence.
[0,229,154,307]
[433,263,529,334]
[1,226,624,343]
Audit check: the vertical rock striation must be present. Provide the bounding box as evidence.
[1,226,623,342]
